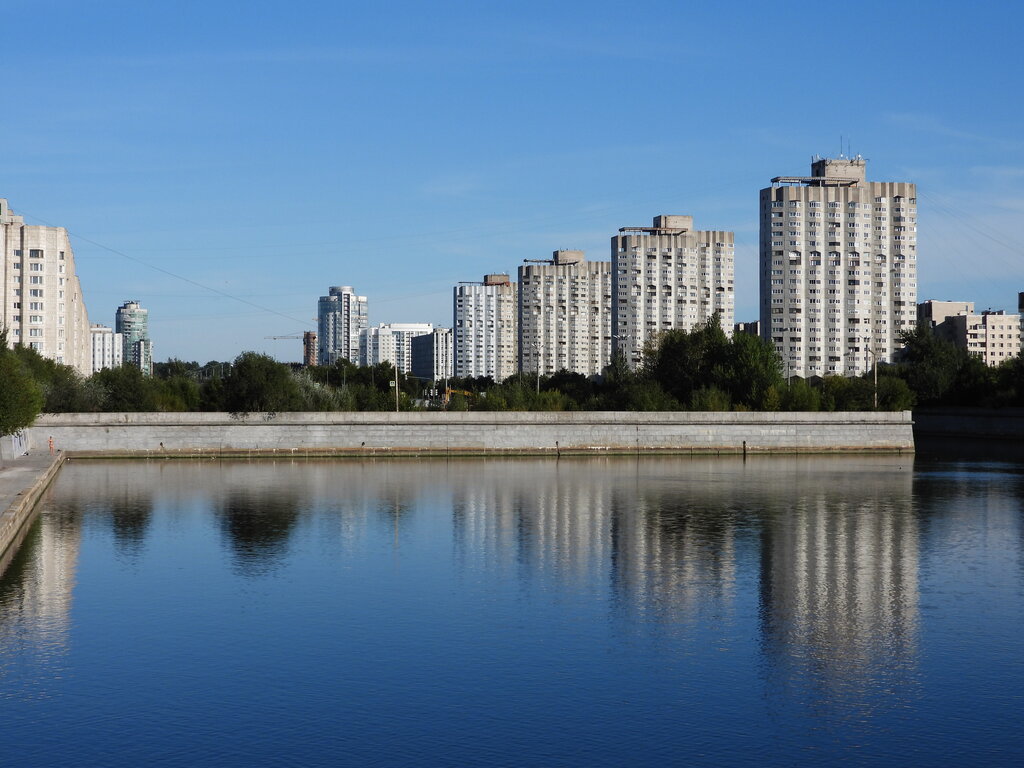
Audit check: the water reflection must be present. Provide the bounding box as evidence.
[7,454,1016,757]
[756,464,919,715]
[0,497,80,688]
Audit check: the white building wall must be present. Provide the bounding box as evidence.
[361,323,434,373]
[611,215,735,369]
[453,277,518,381]
[758,156,918,378]
[431,327,453,380]
[317,286,368,366]
[1,198,91,375]
[90,324,123,373]
[518,251,612,376]
[937,310,1021,366]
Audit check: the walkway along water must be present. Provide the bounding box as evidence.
[0,453,64,576]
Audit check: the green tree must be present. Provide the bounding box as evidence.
[690,386,731,411]
[222,352,303,413]
[642,315,784,410]
[724,332,785,409]
[996,354,1024,405]
[893,324,968,405]
[93,365,160,411]
[876,374,915,411]
[781,378,820,411]
[0,332,43,435]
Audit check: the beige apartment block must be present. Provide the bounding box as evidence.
[453,274,518,381]
[1,198,91,375]
[935,309,1021,366]
[918,300,974,328]
[518,250,612,376]
[759,156,918,378]
[611,215,735,368]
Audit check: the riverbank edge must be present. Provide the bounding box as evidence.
[29,411,915,456]
[0,455,64,577]
[62,445,913,459]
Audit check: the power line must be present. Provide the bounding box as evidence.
[21,211,315,329]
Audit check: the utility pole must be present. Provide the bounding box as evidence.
[866,347,878,410]
[533,343,541,394]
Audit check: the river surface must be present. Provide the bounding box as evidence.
[1,456,1022,766]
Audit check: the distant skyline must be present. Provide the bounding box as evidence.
[3,0,1023,362]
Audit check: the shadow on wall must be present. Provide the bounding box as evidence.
[0,431,31,461]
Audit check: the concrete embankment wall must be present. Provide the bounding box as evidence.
[29,411,915,456]
[0,456,62,576]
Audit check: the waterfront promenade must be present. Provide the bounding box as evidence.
[0,452,63,575]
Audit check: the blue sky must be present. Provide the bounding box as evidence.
[3,0,1023,363]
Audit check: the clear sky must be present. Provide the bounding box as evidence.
[3,0,1023,363]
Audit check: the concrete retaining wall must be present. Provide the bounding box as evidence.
[0,456,62,576]
[29,411,915,456]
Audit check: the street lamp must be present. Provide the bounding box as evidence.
[866,346,879,410]
[532,342,542,394]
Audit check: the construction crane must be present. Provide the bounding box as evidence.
[265,332,318,367]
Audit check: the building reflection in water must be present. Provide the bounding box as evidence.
[0,493,81,687]
[450,455,920,706]
[451,460,614,588]
[755,458,919,710]
[2,455,922,713]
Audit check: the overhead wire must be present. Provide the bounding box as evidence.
[21,211,316,328]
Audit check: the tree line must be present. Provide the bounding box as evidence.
[3,320,1024,435]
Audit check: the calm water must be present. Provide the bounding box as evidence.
[1,456,1022,766]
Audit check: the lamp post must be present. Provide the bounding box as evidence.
[532,342,542,394]
[866,346,879,410]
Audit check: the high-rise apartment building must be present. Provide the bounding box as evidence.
[518,250,612,376]
[759,155,918,378]
[90,324,123,373]
[115,300,153,375]
[317,286,368,366]
[611,215,735,368]
[360,322,434,373]
[1,198,91,375]
[411,328,453,382]
[453,274,518,381]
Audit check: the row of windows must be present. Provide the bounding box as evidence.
[770,198,916,209]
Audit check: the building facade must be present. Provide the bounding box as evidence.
[360,323,435,373]
[934,309,1021,366]
[518,250,612,376]
[411,327,454,382]
[317,286,368,366]
[453,274,518,381]
[302,331,317,367]
[759,155,918,378]
[918,300,974,328]
[611,215,735,369]
[90,324,123,373]
[1,198,91,375]
[115,300,153,375]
